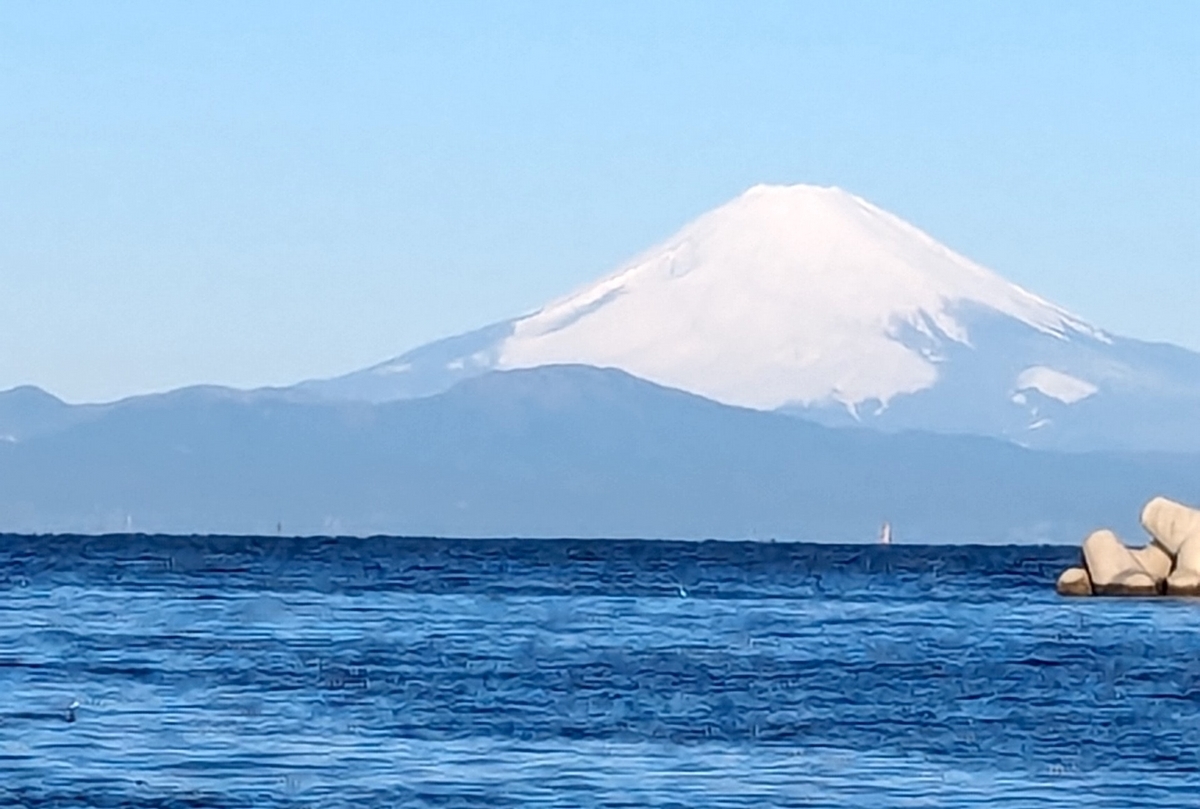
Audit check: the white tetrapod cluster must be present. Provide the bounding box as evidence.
[1057,497,1200,597]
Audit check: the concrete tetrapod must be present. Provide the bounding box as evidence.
[1167,536,1200,596]
[1141,496,1200,557]
[1130,540,1173,588]
[1081,530,1159,596]
[1055,567,1092,597]
[1056,497,1200,597]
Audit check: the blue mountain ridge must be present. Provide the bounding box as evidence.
[1,365,1196,542]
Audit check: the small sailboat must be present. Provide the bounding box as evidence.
[879,521,892,545]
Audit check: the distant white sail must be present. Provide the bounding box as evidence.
[880,522,892,545]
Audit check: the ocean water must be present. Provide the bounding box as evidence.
[0,536,1196,808]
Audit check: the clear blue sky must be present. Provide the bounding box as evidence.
[1,1,1196,402]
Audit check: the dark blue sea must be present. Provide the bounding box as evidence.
[0,536,1196,808]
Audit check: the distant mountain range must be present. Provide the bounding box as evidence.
[4,184,1199,539]
[2,365,1198,541]
[298,185,1200,453]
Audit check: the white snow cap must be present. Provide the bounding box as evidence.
[498,184,1101,410]
[1016,366,1098,405]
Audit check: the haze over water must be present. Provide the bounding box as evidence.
[0,535,1195,807]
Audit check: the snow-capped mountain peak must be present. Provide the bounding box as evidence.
[294,183,1200,452]
[496,183,1101,410]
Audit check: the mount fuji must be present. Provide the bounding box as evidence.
[297,184,1200,453]
[5,183,1200,536]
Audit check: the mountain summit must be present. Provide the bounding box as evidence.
[496,184,1100,411]
[298,184,1200,452]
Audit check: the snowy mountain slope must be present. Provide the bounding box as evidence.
[788,304,1200,451]
[498,184,1102,410]
[297,184,1200,452]
[291,320,515,403]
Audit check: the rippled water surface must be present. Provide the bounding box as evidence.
[0,535,1197,807]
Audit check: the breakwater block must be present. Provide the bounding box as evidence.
[1058,497,1200,598]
